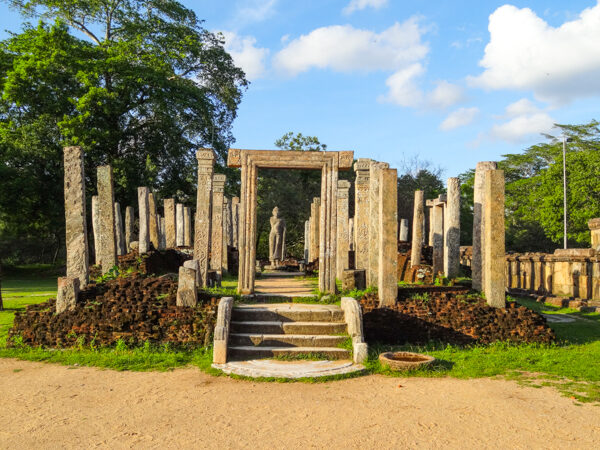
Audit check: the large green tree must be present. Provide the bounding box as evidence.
[0,0,247,262]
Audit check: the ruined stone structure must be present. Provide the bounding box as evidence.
[232,196,240,249]
[336,180,351,279]
[125,206,134,252]
[114,202,126,256]
[589,218,600,251]
[309,197,320,263]
[444,177,461,278]
[97,165,117,274]
[399,218,409,242]
[63,146,89,287]
[378,168,398,306]
[164,198,176,249]
[176,203,184,247]
[354,159,370,272]
[184,206,192,247]
[91,195,100,265]
[148,193,159,250]
[194,149,215,287]
[411,190,425,267]
[210,174,226,276]
[368,161,389,286]
[473,161,498,291]
[228,148,354,294]
[138,187,150,254]
[483,169,506,307]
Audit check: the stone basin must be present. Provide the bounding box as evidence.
[378,351,435,371]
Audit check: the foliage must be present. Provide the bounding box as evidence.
[0,0,247,263]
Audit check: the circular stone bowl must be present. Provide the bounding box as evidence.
[378,351,436,372]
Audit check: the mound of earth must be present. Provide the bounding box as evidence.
[9,273,218,348]
[360,290,555,345]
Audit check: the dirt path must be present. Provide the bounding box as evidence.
[254,271,315,297]
[1,359,599,449]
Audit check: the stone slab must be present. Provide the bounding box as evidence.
[212,359,365,379]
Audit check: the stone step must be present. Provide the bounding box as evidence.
[228,346,351,361]
[232,306,344,323]
[230,321,348,335]
[229,333,348,348]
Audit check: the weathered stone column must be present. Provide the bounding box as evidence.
[369,161,389,287]
[348,218,355,251]
[159,216,166,250]
[125,206,134,252]
[432,199,444,276]
[483,169,506,307]
[137,187,150,254]
[211,174,226,275]
[588,218,600,251]
[399,218,409,242]
[444,177,461,278]
[318,156,339,293]
[222,198,230,274]
[63,146,89,287]
[97,165,116,274]
[176,203,184,247]
[164,198,176,248]
[184,207,192,247]
[232,196,240,249]
[176,266,197,307]
[194,149,215,288]
[304,220,310,261]
[473,161,498,291]
[148,193,159,250]
[92,195,100,265]
[336,180,351,280]
[428,205,434,246]
[114,202,126,256]
[309,197,320,263]
[411,190,425,267]
[378,168,398,306]
[56,276,80,314]
[354,159,371,271]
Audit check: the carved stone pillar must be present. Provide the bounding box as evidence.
[194,149,215,287]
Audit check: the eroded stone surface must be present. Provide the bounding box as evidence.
[336,180,351,279]
[176,266,197,307]
[211,174,226,274]
[399,218,409,242]
[56,276,80,314]
[176,203,184,247]
[411,190,424,267]
[212,359,365,379]
[194,149,215,287]
[354,159,370,271]
[483,169,506,308]
[378,168,398,306]
[114,202,126,256]
[445,177,461,278]
[138,187,150,254]
[473,161,498,291]
[164,198,176,249]
[97,165,116,274]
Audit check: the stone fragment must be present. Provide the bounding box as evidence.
[354,159,371,271]
[483,169,506,308]
[342,269,366,291]
[473,161,497,291]
[63,147,89,287]
[184,207,192,247]
[410,190,425,267]
[176,203,184,247]
[148,193,159,250]
[56,276,79,314]
[336,180,351,279]
[399,218,409,242]
[97,165,117,274]
[213,297,234,364]
[164,198,176,248]
[210,174,226,276]
[92,195,100,265]
[114,202,126,256]
[588,218,600,251]
[125,206,134,252]
[378,168,398,306]
[194,149,215,287]
[444,177,461,278]
[137,187,150,254]
[183,259,202,287]
[176,266,197,307]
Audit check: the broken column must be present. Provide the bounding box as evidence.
[194,149,215,287]
[444,177,461,278]
[410,190,425,267]
[232,196,240,249]
[159,216,166,250]
[224,197,233,248]
[63,146,89,286]
[428,204,434,246]
[354,158,371,271]
[309,197,320,263]
[125,206,134,252]
[164,198,176,248]
[304,220,310,261]
[176,203,184,247]
[114,202,126,256]
[184,206,192,247]
[97,165,117,274]
[483,169,506,308]
[138,187,150,254]
[148,193,159,250]
[473,161,498,291]
[378,168,398,306]
[399,219,409,242]
[336,180,351,280]
[56,276,80,314]
[369,161,389,287]
[92,195,100,265]
[176,266,197,307]
[431,196,445,277]
[222,198,230,274]
[210,174,226,276]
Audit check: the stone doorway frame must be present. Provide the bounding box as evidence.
[227,149,354,294]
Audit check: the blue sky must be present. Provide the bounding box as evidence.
[1,0,600,177]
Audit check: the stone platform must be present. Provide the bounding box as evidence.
[212,359,365,379]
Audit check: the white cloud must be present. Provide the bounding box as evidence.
[273,19,428,76]
[427,81,465,109]
[381,63,425,107]
[490,113,555,142]
[220,31,269,81]
[343,0,389,15]
[504,98,541,117]
[234,0,278,26]
[469,3,600,104]
[440,107,479,131]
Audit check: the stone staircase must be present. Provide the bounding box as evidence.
[227,304,352,361]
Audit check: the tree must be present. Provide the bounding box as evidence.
[0,0,247,262]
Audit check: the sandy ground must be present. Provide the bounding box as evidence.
[2,360,600,449]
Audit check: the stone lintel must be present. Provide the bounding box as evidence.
[227,148,354,170]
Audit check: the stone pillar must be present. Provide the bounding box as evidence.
[399,219,409,242]
[304,220,310,261]
[237,156,258,295]
[63,146,89,287]
[183,259,202,287]
[588,218,600,251]
[232,197,240,249]
[369,161,389,287]
[164,198,176,248]
[138,187,150,254]
[184,207,192,247]
[97,165,117,274]
[378,168,398,306]
[444,177,461,278]
[125,206,134,252]
[159,216,166,250]
[483,169,506,308]
[176,203,184,247]
[410,190,424,267]
[309,197,320,263]
[336,180,351,280]
[148,193,159,250]
[114,202,126,256]
[92,195,100,265]
[194,149,215,288]
[211,174,226,275]
[224,197,233,247]
[473,161,498,291]
[176,266,197,307]
[428,205,434,246]
[354,158,371,271]
[432,200,444,276]
[318,156,339,293]
[348,218,355,251]
[222,198,229,274]
[56,276,80,314]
